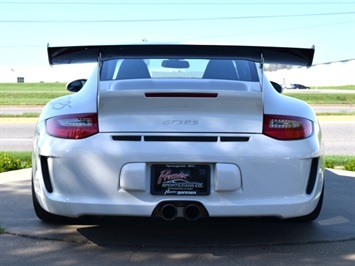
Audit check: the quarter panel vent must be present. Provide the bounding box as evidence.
[40,156,53,193]
[306,157,319,195]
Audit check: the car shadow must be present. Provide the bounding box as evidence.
[75,169,355,248]
[74,216,320,248]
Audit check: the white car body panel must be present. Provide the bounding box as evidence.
[32,44,324,221]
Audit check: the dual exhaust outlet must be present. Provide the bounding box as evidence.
[157,202,207,221]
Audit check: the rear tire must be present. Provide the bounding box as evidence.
[32,177,65,222]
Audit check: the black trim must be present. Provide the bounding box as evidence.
[112,136,141,141]
[48,44,314,67]
[306,157,319,195]
[40,156,53,193]
[144,136,218,142]
[111,135,250,142]
[220,136,250,142]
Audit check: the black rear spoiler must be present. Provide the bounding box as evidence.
[48,44,315,67]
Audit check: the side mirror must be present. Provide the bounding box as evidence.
[270,81,283,94]
[66,79,87,93]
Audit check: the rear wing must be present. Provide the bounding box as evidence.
[48,44,315,67]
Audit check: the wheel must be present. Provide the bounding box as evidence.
[32,177,65,222]
[291,184,324,222]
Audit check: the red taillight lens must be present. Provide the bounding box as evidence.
[46,113,98,139]
[263,115,313,140]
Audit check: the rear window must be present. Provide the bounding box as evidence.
[100,59,259,82]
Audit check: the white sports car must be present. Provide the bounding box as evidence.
[32,44,324,222]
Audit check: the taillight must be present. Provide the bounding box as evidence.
[46,113,98,139]
[263,115,313,140]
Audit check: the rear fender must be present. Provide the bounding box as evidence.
[38,65,99,123]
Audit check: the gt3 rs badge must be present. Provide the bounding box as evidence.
[163,120,198,125]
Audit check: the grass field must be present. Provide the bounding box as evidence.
[310,85,355,90]
[0,82,66,91]
[283,93,354,104]
[0,83,69,105]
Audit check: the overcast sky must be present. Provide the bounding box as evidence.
[0,0,354,69]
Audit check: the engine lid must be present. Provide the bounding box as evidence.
[98,79,263,133]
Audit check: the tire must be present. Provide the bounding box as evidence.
[32,177,66,222]
[291,185,324,222]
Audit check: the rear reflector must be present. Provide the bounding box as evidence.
[46,113,98,139]
[263,115,313,140]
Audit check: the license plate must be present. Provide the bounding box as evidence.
[151,164,210,196]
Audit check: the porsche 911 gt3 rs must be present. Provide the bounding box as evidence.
[32,44,324,222]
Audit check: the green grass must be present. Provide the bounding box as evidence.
[316,112,355,116]
[0,83,70,105]
[0,91,70,105]
[0,113,40,118]
[284,93,354,104]
[0,152,32,173]
[0,82,66,92]
[0,225,4,234]
[325,155,355,169]
[2,151,32,162]
[311,85,355,90]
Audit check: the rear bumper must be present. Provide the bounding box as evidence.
[32,131,324,219]
[32,186,324,219]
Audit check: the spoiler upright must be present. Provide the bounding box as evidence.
[48,44,315,67]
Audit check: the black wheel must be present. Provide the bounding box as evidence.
[291,184,324,222]
[32,177,66,222]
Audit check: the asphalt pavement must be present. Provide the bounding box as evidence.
[0,168,354,265]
